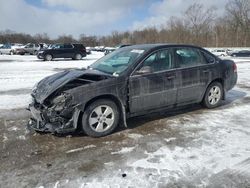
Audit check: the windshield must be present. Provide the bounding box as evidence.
[90,48,145,76]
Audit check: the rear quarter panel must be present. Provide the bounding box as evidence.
[219,59,237,91]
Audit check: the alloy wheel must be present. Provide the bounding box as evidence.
[88,105,115,133]
[208,86,221,105]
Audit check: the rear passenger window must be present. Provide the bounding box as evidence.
[175,48,207,68]
[202,52,216,64]
[64,44,73,49]
[73,44,84,49]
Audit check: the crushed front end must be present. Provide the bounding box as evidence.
[26,68,113,134]
[27,92,78,134]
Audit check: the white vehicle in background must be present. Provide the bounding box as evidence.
[104,47,116,55]
[85,47,92,55]
[11,43,24,54]
[0,44,14,55]
[94,46,105,52]
[211,49,228,57]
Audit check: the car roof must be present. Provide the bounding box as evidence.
[239,50,250,53]
[123,43,204,51]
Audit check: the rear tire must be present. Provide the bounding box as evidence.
[81,99,119,137]
[45,54,53,61]
[74,53,82,60]
[203,82,223,108]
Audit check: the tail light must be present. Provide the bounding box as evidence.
[233,62,237,73]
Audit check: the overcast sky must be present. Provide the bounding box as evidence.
[0,0,229,39]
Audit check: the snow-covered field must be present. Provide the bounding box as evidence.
[0,53,250,187]
[0,52,103,109]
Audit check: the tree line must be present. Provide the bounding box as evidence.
[0,0,249,47]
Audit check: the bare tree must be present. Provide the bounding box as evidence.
[55,35,76,43]
[79,34,98,46]
[226,0,250,46]
[184,3,216,45]
[1,1,249,48]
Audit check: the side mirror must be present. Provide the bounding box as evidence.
[208,58,215,64]
[135,66,152,75]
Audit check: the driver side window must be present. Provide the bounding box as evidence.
[136,49,172,74]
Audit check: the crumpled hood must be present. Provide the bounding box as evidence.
[32,69,110,103]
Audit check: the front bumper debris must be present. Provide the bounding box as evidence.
[27,118,75,134]
[27,100,77,134]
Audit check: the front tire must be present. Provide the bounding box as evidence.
[203,82,223,108]
[81,99,120,137]
[45,54,53,61]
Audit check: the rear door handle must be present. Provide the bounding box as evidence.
[167,75,176,80]
[203,70,209,73]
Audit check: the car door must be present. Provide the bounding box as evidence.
[52,44,64,58]
[129,48,178,113]
[173,47,213,105]
[63,44,74,58]
[25,44,33,54]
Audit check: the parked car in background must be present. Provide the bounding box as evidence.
[28,44,237,137]
[93,46,105,52]
[0,44,14,55]
[86,47,92,55]
[39,43,49,49]
[230,50,250,57]
[15,43,40,55]
[11,43,24,54]
[104,44,132,55]
[104,47,116,55]
[37,43,87,61]
[211,49,228,56]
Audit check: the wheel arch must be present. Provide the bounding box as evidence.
[76,94,127,131]
[203,78,225,101]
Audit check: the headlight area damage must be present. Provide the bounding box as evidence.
[27,69,112,134]
[28,92,77,133]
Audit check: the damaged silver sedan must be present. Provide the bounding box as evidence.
[28,44,237,137]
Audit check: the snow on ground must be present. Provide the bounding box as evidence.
[0,52,103,109]
[0,94,31,109]
[0,53,250,187]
